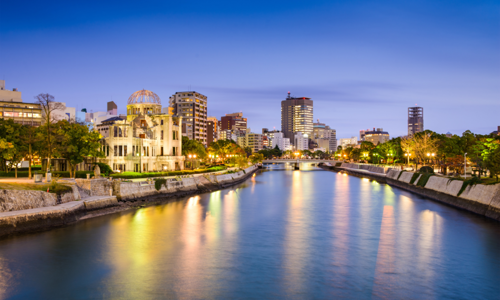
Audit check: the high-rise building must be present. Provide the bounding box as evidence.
[408,106,424,135]
[169,91,208,145]
[0,80,42,126]
[281,92,313,145]
[313,120,337,152]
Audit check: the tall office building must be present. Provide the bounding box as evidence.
[281,92,313,144]
[169,91,208,145]
[408,106,423,135]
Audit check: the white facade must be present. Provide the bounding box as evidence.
[51,102,76,122]
[338,136,358,149]
[270,132,291,151]
[0,80,22,102]
[294,132,309,151]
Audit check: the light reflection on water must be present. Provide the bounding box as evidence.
[1,169,500,299]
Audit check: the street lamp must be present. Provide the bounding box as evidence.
[405,153,411,166]
[464,152,467,179]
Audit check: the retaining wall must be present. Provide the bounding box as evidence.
[114,165,258,201]
[326,165,500,221]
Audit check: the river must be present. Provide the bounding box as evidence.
[1,167,500,299]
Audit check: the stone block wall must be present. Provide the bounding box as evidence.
[76,179,113,197]
[0,190,57,212]
[399,172,414,183]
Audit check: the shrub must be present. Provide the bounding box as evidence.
[409,173,420,185]
[154,178,167,191]
[110,166,228,179]
[416,173,434,187]
[419,166,434,174]
[93,162,113,176]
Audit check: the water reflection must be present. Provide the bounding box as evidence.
[1,170,500,299]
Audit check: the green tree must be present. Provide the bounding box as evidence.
[249,152,265,164]
[486,146,500,181]
[181,136,207,159]
[35,93,65,172]
[54,121,103,178]
[244,147,253,157]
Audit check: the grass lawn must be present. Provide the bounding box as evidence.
[0,182,73,194]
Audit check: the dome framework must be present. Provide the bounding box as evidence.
[127,89,161,105]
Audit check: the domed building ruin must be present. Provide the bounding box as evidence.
[97,90,184,172]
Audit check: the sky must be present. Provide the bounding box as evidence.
[1,0,499,138]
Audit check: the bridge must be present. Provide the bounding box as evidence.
[262,159,340,164]
[261,159,341,170]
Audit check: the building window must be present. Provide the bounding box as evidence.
[114,146,117,156]
[161,147,164,156]
[114,127,117,137]
[147,146,149,157]
[132,145,135,156]
[161,120,164,125]
[119,127,123,137]
[107,146,109,156]
[173,147,177,156]
[119,146,122,156]
[124,146,127,156]
[161,130,164,140]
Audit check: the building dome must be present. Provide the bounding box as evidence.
[127,89,161,105]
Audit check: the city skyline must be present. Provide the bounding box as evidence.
[1,0,498,138]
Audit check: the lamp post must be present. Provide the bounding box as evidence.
[464,152,467,179]
[405,153,411,166]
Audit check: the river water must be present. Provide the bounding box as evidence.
[1,167,500,299]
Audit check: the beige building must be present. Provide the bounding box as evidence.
[364,128,390,145]
[169,91,208,145]
[0,80,42,126]
[98,90,184,172]
[238,133,263,153]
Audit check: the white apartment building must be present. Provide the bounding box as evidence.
[294,132,309,151]
[338,136,358,149]
[269,132,291,151]
[169,91,208,145]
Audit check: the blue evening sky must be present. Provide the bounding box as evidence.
[1,0,499,138]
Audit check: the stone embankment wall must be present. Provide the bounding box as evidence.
[0,189,77,213]
[114,165,258,201]
[340,163,396,175]
[0,166,258,237]
[385,170,500,220]
[75,178,113,197]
